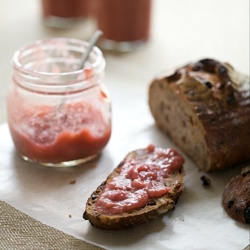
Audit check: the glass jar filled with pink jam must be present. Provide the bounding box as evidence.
[96,0,152,52]
[41,0,89,28]
[8,38,111,167]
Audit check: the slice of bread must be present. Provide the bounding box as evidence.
[149,58,250,172]
[222,166,250,224]
[83,145,185,230]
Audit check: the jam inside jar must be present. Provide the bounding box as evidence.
[41,0,89,28]
[96,0,152,52]
[8,38,111,167]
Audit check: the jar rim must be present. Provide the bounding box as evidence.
[12,37,105,78]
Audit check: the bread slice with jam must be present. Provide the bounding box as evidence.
[83,145,185,230]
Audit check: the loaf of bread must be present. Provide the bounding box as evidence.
[83,145,185,230]
[149,58,250,172]
[222,166,250,224]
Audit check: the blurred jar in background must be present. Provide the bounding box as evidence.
[41,0,89,28]
[96,0,152,52]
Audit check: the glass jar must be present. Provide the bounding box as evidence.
[96,0,152,52]
[41,0,89,28]
[7,38,111,167]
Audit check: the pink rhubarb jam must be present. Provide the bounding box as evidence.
[95,145,184,214]
[8,102,111,163]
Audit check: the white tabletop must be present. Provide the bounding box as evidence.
[0,1,249,249]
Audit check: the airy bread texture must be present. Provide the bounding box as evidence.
[83,146,184,230]
[149,59,250,172]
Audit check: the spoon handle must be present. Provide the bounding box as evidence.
[79,30,103,69]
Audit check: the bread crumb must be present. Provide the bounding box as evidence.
[70,180,76,184]
[201,175,211,187]
[69,214,72,218]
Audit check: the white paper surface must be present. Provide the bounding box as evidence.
[0,93,249,250]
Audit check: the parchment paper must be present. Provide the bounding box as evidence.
[0,90,249,250]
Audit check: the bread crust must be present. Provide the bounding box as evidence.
[222,166,250,224]
[149,58,250,171]
[83,147,185,230]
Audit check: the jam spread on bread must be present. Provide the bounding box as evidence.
[95,145,184,215]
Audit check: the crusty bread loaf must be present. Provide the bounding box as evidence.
[222,166,250,224]
[149,58,250,172]
[83,145,185,230]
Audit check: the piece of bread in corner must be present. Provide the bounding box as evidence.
[149,58,250,172]
[222,166,250,224]
[83,145,185,230]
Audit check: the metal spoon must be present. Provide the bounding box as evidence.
[78,30,103,69]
